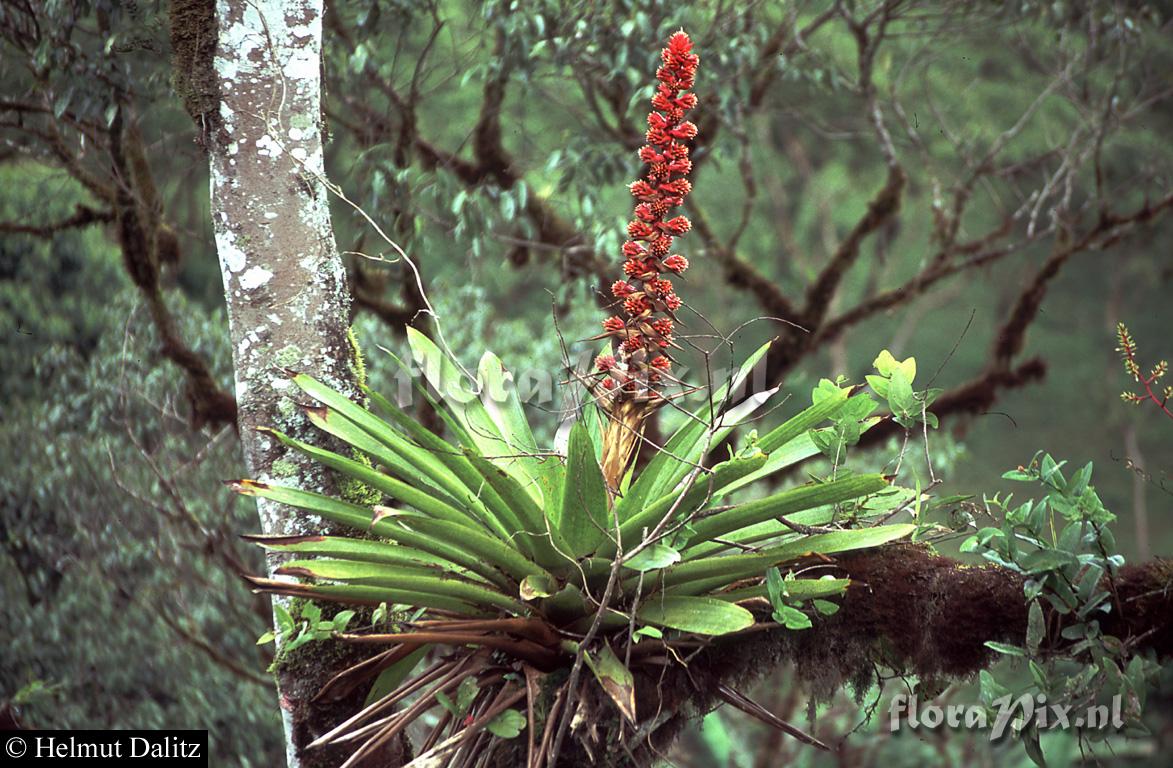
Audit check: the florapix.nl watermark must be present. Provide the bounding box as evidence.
[888,693,1126,739]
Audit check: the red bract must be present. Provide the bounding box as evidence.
[597,31,698,398]
[611,280,635,298]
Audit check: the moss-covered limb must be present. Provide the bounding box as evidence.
[792,544,1173,678]
[563,546,1173,768]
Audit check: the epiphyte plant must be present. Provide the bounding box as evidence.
[234,31,917,768]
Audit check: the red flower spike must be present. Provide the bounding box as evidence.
[597,31,699,398]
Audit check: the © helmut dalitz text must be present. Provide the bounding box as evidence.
[34,735,203,759]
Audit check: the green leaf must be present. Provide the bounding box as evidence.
[687,474,890,545]
[364,646,429,706]
[978,670,1009,706]
[405,330,522,468]
[256,631,275,645]
[757,385,849,453]
[873,350,916,381]
[519,574,554,600]
[984,641,1026,657]
[364,386,526,545]
[1027,600,1045,652]
[295,376,464,496]
[772,604,812,630]
[465,451,570,566]
[385,511,555,585]
[486,709,527,738]
[636,596,755,636]
[812,599,840,616]
[478,351,555,507]
[259,428,483,532]
[623,544,680,572]
[765,566,787,608]
[714,435,819,500]
[274,603,295,634]
[230,481,533,587]
[246,576,490,617]
[435,690,458,717]
[614,342,773,522]
[632,626,662,643]
[612,454,768,553]
[683,485,913,559]
[559,422,610,557]
[584,643,636,722]
[660,524,915,595]
[456,676,480,712]
[249,534,467,574]
[699,712,732,765]
[1021,548,1079,574]
[276,558,525,613]
[715,577,850,604]
[1023,725,1047,768]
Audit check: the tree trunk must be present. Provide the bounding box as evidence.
[202,1,396,765]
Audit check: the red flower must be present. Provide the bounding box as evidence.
[660,179,691,196]
[624,295,651,316]
[647,278,673,297]
[622,241,647,258]
[597,31,699,397]
[639,146,665,164]
[630,180,656,199]
[670,121,698,140]
[627,220,656,240]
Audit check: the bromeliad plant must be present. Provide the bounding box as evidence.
[234,32,917,768]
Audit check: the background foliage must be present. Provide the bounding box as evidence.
[1,1,1170,765]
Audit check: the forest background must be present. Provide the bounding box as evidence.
[1,1,1170,766]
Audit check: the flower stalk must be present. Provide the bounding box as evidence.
[591,31,700,491]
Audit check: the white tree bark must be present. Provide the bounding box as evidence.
[205,2,380,765]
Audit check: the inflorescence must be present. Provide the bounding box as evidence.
[593,31,699,402]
